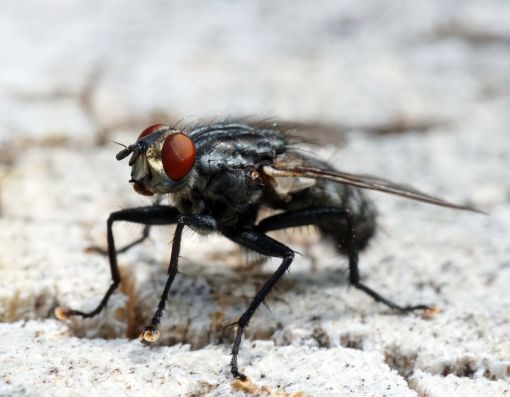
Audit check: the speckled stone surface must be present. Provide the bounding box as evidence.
[1,1,509,396]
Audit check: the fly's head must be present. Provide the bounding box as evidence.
[116,124,197,196]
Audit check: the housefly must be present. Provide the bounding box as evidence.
[55,122,480,379]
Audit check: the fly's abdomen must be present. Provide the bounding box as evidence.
[320,181,377,252]
[282,178,377,252]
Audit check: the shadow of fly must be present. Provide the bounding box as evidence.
[55,122,481,380]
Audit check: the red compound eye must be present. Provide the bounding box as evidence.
[161,133,196,181]
[138,124,168,140]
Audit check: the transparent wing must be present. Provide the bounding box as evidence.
[248,120,347,147]
[263,164,483,213]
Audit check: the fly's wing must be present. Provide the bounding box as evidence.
[263,163,483,213]
[249,120,347,147]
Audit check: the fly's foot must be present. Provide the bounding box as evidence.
[394,303,438,314]
[389,303,440,319]
[353,282,438,316]
[139,325,160,342]
[85,245,108,256]
[54,306,96,320]
[54,306,72,321]
[232,370,248,381]
[422,305,440,319]
[396,304,440,319]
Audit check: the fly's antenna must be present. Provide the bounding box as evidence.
[110,140,128,149]
[115,145,136,161]
[115,128,170,165]
[116,141,149,164]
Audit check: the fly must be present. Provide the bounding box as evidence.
[55,122,481,380]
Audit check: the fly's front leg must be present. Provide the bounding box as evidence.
[139,214,217,343]
[257,207,433,313]
[55,205,180,321]
[226,230,295,380]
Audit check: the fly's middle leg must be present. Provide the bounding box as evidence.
[257,206,433,313]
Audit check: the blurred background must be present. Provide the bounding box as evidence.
[1,0,509,148]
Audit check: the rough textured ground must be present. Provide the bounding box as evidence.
[1,1,509,396]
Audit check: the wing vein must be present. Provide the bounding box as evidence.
[264,165,483,213]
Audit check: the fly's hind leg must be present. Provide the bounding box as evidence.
[55,205,180,320]
[257,207,433,313]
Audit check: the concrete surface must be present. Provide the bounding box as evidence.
[1,1,509,396]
